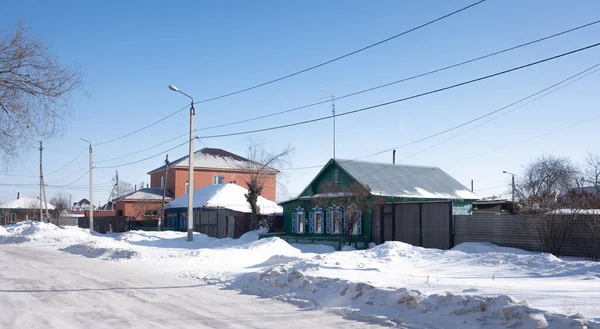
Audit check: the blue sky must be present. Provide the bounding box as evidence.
[1,0,599,205]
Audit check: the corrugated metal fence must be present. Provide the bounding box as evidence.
[372,202,452,250]
[454,215,594,258]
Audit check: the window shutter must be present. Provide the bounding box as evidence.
[309,212,314,233]
[357,218,362,235]
[325,212,331,234]
[291,213,297,233]
[321,212,325,234]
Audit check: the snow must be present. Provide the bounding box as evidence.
[1,221,599,328]
[167,183,282,214]
[0,196,55,210]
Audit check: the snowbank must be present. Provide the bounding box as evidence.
[1,222,599,327]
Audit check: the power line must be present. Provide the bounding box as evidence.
[45,147,88,176]
[88,42,600,170]
[196,42,600,140]
[88,1,485,148]
[61,171,90,188]
[194,19,600,132]
[393,63,600,164]
[94,104,190,146]
[92,20,600,163]
[281,61,600,171]
[95,139,190,169]
[192,1,486,105]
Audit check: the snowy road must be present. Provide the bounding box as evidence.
[0,246,381,329]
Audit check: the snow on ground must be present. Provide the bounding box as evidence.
[1,221,599,328]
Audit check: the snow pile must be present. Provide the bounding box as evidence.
[238,265,593,328]
[1,221,599,327]
[0,221,89,245]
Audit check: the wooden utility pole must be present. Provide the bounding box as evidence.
[159,154,169,231]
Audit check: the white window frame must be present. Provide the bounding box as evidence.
[292,207,305,234]
[213,175,225,185]
[330,206,342,235]
[312,208,323,234]
[160,176,165,188]
[9,213,16,223]
[350,210,362,235]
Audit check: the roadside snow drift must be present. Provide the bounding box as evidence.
[1,221,599,328]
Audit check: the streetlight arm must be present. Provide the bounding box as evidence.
[178,90,194,104]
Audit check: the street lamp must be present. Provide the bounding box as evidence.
[169,85,195,242]
[502,171,516,204]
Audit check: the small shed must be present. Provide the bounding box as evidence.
[165,183,282,238]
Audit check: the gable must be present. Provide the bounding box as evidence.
[298,160,358,198]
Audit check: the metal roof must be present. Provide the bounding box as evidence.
[336,159,479,200]
[147,148,276,174]
[113,188,173,201]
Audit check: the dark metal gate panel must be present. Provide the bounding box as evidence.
[382,204,394,243]
[421,202,452,249]
[371,206,382,245]
[394,203,420,246]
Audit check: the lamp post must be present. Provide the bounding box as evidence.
[169,85,195,242]
[502,171,516,204]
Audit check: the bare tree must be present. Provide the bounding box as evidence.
[240,138,293,217]
[516,155,581,257]
[50,192,69,220]
[0,24,83,165]
[115,181,134,198]
[584,153,600,194]
[312,181,384,247]
[516,155,580,210]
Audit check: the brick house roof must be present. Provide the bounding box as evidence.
[147,148,277,174]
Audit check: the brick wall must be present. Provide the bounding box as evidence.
[150,168,277,201]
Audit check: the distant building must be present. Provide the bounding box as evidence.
[113,188,173,221]
[0,196,55,224]
[472,199,515,215]
[72,198,93,212]
[147,148,278,201]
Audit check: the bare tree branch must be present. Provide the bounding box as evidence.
[239,138,294,217]
[0,23,83,166]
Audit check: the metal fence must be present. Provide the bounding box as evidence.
[454,214,595,258]
[372,202,453,250]
[78,217,131,233]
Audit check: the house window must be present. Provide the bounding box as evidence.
[327,207,342,234]
[312,208,323,234]
[213,175,224,185]
[291,207,305,233]
[334,169,339,184]
[160,176,165,188]
[9,213,16,223]
[349,211,362,235]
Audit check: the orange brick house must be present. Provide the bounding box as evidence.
[113,188,173,221]
[147,148,278,201]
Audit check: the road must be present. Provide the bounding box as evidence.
[0,246,383,329]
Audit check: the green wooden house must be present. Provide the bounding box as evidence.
[274,159,479,249]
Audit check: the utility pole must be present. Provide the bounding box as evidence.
[502,171,516,204]
[115,170,119,199]
[159,154,169,231]
[511,175,515,204]
[331,94,336,160]
[39,141,43,223]
[168,84,195,241]
[82,139,93,234]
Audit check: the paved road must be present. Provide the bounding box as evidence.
[0,246,383,329]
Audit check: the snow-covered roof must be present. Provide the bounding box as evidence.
[335,159,479,200]
[114,188,173,201]
[147,148,277,174]
[166,183,282,215]
[0,197,56,210]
